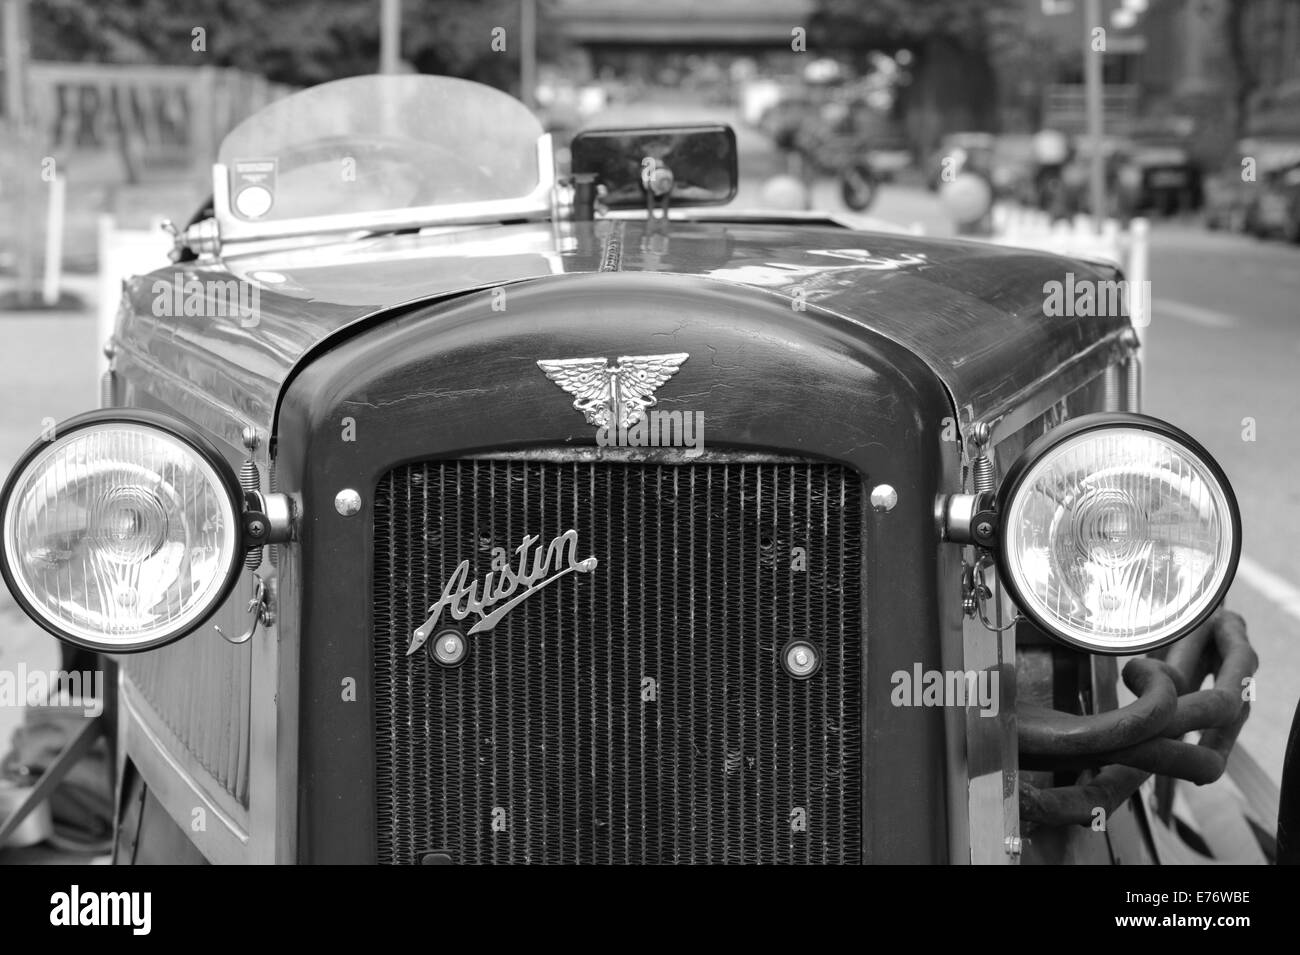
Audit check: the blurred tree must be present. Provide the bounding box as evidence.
[29,0,563,92]
[810,0,1024,151]
[1223,0,1256,140]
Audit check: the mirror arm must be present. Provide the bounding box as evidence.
[572,173,598,221]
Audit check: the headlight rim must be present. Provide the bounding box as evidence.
[0,409,247,653]
[995,411,1241,656]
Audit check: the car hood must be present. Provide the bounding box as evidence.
[116,218,1128,447]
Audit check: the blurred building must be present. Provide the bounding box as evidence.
[1023,0,1300,159]
[1228,0,1300,139]
[550,0,815,100]
[1135,0,1300,155]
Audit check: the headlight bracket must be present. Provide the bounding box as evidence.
[241,490,294,546]
[940,490,999,547]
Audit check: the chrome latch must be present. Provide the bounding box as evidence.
[964,553,1020,633]
[215,574,275,645]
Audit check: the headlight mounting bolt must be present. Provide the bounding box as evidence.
[970,503,1000,549]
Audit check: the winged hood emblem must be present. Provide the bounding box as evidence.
[537,353,688,430]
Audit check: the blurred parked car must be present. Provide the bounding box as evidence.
[1114,137,1204,216]
[1204,143,1261,233]
[1250,160,1300,243]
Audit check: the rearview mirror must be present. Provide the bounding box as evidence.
[570,124,738,212]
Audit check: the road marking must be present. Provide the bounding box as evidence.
[1236,555,1300,625]
[1157,299,1237,328]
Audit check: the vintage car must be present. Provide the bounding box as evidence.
[0,74,1283,865]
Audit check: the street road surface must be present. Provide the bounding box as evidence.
[1142,225,1300,783]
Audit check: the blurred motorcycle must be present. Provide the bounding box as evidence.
[763,97,906,212]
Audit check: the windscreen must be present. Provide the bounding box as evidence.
[217,74,543,223]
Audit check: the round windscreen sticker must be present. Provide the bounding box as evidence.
[231,159,277,219]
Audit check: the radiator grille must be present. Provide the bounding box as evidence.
[373,459,864,864]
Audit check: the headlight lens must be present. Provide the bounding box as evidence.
[1,417,242,651]
[1000,416,1239,653]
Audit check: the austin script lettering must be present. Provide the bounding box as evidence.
[407,530,597,655]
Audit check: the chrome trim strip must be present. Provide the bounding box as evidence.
[251,551,297,864]
[942,560,1019,865]
[976,578,1019,864]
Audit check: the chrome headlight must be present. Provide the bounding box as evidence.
[0,411,245,652]
[997,413,1240,654]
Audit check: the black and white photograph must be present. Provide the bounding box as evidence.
[0,0,1296,906]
